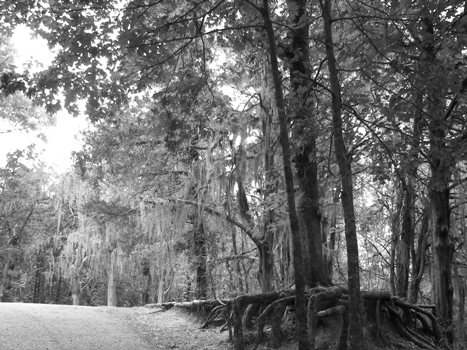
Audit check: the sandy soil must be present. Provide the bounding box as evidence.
[108,306,231,350]
[0,302,229,350]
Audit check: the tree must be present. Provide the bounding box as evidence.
[257,1,310,348]
[341,1,467,342]
[321,0,366,347]
[286,0,330,288]
[0,150,52,302]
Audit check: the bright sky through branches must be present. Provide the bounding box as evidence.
[0,25,89,174]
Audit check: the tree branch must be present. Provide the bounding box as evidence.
[146,197,260,247]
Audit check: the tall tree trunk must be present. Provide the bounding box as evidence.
[286,0,330,288]
[430,167,453,342]
[186,177,209,300]
[33,254,46,303]
[236,110,276,293]
[237,172,275,293]
[55,267,62,304]
[321,0,366,348]
[231,229,244,293]
[257,241,274,292]
[454,260,466,343]
[278,236,291,286]
[0,253,10,302]
[326,185,340,280]
[226,196,244,293]
[71,273,80,306]
[239,232,250,293]
[258,64,278,293]
[194,217,208,299]
[142,262,151,305]
[157,268,165,303]
[409,208,429,304]
[396,88,424,299]
[430,180,453,342]
[390,187,403,296]
[395,182,413,298]
[33,269,40,303]
[422,14,454,343]
[107,248,118,307]
[260,1,310,348]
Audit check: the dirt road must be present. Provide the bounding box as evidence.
[0,303,229,350]
[0,302,153,350]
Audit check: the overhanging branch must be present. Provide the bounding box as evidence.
[145,197,260,247]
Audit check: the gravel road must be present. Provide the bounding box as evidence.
[0,302,229,350]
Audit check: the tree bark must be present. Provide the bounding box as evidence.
[409,208,429,304]
[390,187,403,296]
[226,197,244,293]
[395,181,413,299]
[286,0,330,288]
[71,273,80,306]
[454,261,466,343]
[257,242,274,293]
[260,1,310,348]
[326,185,340,280]
[321,0,366,348]
[237,168,274,292]
[430,173,453,342]
[55,267,62,304]
[396,87,424,299]
[142,263,151,304]
[107,248,118,307]
[238,177,274,293]
[0,255,10,302]
[194,217,208,299]
[258,64,277,293]
[0,255,9,302]
[157,268,165,303]
[186,178,209,300]
[422,14,454,343]
[236,108,276,293]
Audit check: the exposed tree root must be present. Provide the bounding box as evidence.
[146,299,230,320]
[255,295,295,343]
[145,287,449,350]
[201,304,226,329]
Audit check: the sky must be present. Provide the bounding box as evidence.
[0,25,89,174]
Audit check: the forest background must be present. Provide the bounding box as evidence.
[0,0,466,349]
